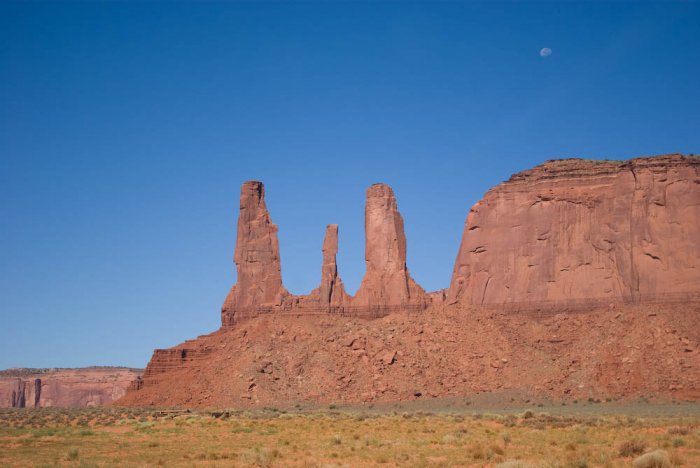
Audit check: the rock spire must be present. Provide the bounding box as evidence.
[352,184,428,310]
[221,181,287,325]
[319,224,347,308]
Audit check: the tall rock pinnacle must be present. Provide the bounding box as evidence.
[319,224,346,308]
[221,181,430,326]
[221,181,286,323]
[353,184,428,309]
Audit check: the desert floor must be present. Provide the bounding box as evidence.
[0,402,698,467]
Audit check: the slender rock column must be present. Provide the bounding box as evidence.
[353,184,428,311]
[221,181,286,325]
[319,224,347,309]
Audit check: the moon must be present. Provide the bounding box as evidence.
[539,48,552,57]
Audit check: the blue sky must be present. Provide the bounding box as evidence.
[1,2,698,369]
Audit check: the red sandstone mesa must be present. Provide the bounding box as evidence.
[120,154,700,408]
[0,367,141,408]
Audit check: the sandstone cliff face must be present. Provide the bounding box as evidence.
[447,155,700,308]
[221,181,429,326]
[0,367,141,408]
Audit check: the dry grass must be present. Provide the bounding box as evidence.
[619,438,648,457]
[0,407,698,467]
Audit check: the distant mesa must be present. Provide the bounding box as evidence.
[0,367,142,408]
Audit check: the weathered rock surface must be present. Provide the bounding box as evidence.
[0,367,141,408]
[317,224,347,309]
[448,155,700,308]
[117,301,700,407]
[352,184,428,313]
[221,181,429,326]
[221,181,288,325]
[121,154,700,408]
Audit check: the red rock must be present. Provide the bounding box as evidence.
[448,155,700,308]
[0,367,141,408]
[221,181,429,326]
[119,154,700,409]
[380,351,397,365]
[352,184,429,313]
[318,224,347,309]
[221,181,287,325]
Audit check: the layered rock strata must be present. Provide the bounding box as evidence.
[221,182,428,326]
[0,367,142,408]
[447,154,700,308]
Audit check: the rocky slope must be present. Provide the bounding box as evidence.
[118,302,698,407]
[120,154,699,408]
[0,367,142,408]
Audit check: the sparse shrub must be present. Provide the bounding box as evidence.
[522,410,534,419]
[331,434,342,445]
[231,426,253,433]
[375,454,389,463]
[67,448,79,461]
[672,438,684,447]
[669,451,685,466]
[667,426,690,435]
[632,450,671,468]
[619,439,646,457]
[490,444,505,455]
[469,445,485,460]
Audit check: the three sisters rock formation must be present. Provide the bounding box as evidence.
[220,181,429,326]
[120,154,700,407]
